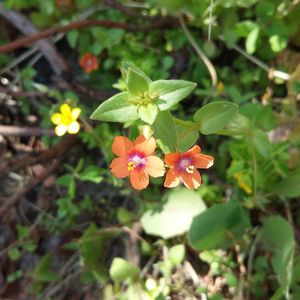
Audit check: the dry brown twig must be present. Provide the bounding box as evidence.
[0,135,78,173]
[0,18,178,54]
[0,4,68,75]
[0,160,60,218]
[0,125,54,136]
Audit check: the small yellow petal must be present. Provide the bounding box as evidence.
[67,121,80,134]
[55,124,67,136]
[51,113,62,125]
[60,103,71,116]
[71,107,81,120]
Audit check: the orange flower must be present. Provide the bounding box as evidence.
[164,145,214,190]
[79,53,99,73]
[110,135,165,190]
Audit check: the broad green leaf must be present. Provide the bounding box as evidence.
[32,254,60,282]
[150,80,196,111]
[194,101,238,135]
[276,168,300,198]
[121,62,151,83]
[251,129,271,158]
[256,1,275,18]
[81,224,116,282]
[153,111,177,153]
[90,92,138,123]
[137,103,158,124]
[67,30,79,48]
[269,35,287,53]
[188,202,251,250]
[109,258,140,282]
[218,113,251,136]
[78,166,103,183]
[141,188,206,239]
[176,121,199,152]
[168,245,185,266]
[127,68,150,96]
[261,216,294,295]
[246,27,260,54]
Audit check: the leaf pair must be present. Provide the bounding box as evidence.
[91,64,196,124]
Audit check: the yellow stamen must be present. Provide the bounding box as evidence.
[127,161,136,171]
[186,165,194,174]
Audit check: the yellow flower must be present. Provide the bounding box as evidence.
[233,171,253,194]
[51,103,81,136]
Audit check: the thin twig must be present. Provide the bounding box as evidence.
[0,160,60,217]
[180,16,218,89]
[0,135,78,173]
[219,36,290,81]
[0,125,54,136]
[0,4,68,74]
[0,18,177,53]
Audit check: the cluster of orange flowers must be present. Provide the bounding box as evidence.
[110,135,214,190]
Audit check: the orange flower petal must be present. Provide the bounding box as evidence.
[186,145,201,156]
[146,155,165,177]
[130,169,149,190]
[110,157,130,178]
[112,136,134,157]
[194,154,214,169]
[135,135,156,156]
[181,170,202,189]
[164,152,180,167]
[164,169,180,188]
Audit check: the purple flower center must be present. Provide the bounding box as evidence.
[176,157,194,173]
[127,152,146,170]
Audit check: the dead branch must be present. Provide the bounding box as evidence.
[0,125,54,136]
[0,160,60,217]
[0,135,78,173]
[0,18,177,54]
[0,4,68,75]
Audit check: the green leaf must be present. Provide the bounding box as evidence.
[256,1,275,18]
[141,188,206,239]
[127,68,150,96]
[8,247,21,261]
[261,216,294,295]
[109,258,140,282]
[194,101,238,135]
[153,111,177,153]
[67,30,79,48]
[150,80,196,111]
[218,113,251,136]
[81,224,114,282]
[168,244,185,266]
[188,202,251,250]
[33,254,60,282]
[90,92,138,123]
[176,121,199,152]
[121,62,151,83]
[117,207,136,224]
[251,129,271,158]
[256,105,276,131]
[269,35,287,53]
[137,103,158,124]
[276,169,300,198]
[17,225,31,239]
[56,174,75,198]
[78,166,103,183]
[246,27,260,54]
